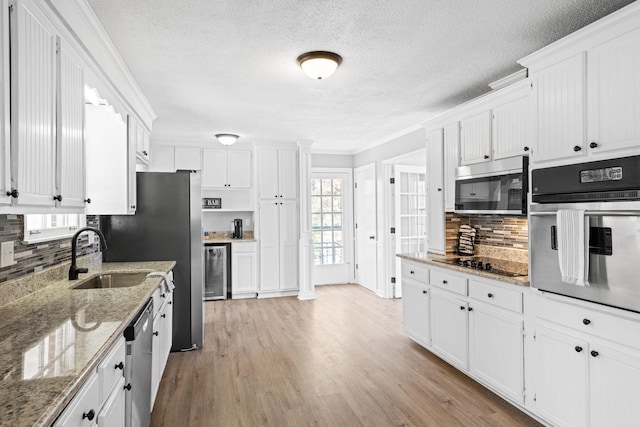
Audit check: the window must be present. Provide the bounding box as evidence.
[397,169,427,253]
[23,214,86,244]
[311,178,344,265]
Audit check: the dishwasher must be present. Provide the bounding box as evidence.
[124,298,153,427]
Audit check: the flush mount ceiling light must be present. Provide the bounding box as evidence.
[215,133,239,146]
[296,51,343,80]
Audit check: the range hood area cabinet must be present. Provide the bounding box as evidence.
[2,0,88,212]
[521,9,640,168]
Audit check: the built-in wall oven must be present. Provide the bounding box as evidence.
[530,155,640,313]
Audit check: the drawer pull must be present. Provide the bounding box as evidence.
[442,280,448,284]
[82,410,95,421]
[487,293,493,298]
[161,313,167,318]
[410,271,415,275]
[575,346,583,353]
[582,318,591,325]
[591,350,599,357]
[124,383,132,391]
[468,307,473,311]
[460,306,465,310]
[153,331,159,336]
[422,290,427,294]
[114,361,124,370]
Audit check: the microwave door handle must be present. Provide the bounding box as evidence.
[551,225,558,250]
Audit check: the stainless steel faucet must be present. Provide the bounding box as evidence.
[69,227,108,280]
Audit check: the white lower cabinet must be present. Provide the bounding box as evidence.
[97,378,126,427]
[402,280,430,347]
[430,288,469,370]
[151,282,173,409]
[232,241,258,298]
[532,295,640,427]
[469,304,524,404]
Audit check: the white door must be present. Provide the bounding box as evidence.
[312,170,353,285]
[354,164,377,292]
[394,165,427,297]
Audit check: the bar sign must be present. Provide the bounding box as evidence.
[202,198,221,209]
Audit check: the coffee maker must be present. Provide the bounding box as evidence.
[232,218,243,239]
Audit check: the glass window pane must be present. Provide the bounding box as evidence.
[322,214,332,228]
[333,214,342,228]
[322,248,333,265]
[311,179,321,195]
[332,179,342,195]
[311,196,321,213]
[334,248,344,264]
[332,196,342,212]
[334,230,343,246]
[313,249,322,265]
[312,214,322,228]
[322,231,332,244]
[321,196,332,211]
[321,179,332,194]
[312,231,322,244]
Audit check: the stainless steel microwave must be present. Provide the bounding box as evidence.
[454,156,529,215]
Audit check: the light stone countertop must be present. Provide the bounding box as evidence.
[397,253,530,287]
[0,260,176,427]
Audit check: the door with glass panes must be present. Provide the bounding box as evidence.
[394,166,427,298]
[311,170,353,284]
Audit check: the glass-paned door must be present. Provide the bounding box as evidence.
[311,170,353,284]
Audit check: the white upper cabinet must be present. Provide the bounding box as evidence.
[0,0,10,206]
[460,110,492,165]
[442,122,459,212]
[149,145,175,172]
[258,148,297,199]
[56,35,86,208]
[530,54,587,164]
[133,119,150,164]
[126,116,137,213]
[491,81,531,160]
[174,147,201,171]
[202,148,252,189]
[10,0,57,208]
[426,128,445,254]
[587,26,640,155]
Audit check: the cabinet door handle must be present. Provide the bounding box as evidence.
[422,290,427,294]
[161,314,166,318]
[442,280,447,284]
[124,383,132,391]
[460,306,465,310]
[437,188,442,191]
[487,293,493,298]
[153,331,159,336]
[82,410,96,421]
[53,194,62,202]
[523,146,529,152]
[84,198,91,204]
[590,350,599,357]
[409,270,415,274]
[589,142,598,149]
[575,346,583,353]
[483,155,490,159]
[114,361,124,370]
[161,293,166,298]
[468,307,473,311]
[573,145,582,152]
[6,189,18,198]
[143,150,148,156]
[369,236,375,239]
[582,318,591,325]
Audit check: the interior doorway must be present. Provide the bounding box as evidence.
[354,164,377,293]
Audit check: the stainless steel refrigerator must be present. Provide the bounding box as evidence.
[100,171,204,351]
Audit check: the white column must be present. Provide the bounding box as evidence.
[297,140,315,300]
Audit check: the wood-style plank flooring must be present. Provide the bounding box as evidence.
[151,284,542,427]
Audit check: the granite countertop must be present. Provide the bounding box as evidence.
[397,252,530,287]
[0,260,175,427]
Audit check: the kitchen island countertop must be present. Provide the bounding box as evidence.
[0,260,175,427]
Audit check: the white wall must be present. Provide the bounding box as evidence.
[311,154,354,168]
[353,128,426,168]
[202,212,254,233]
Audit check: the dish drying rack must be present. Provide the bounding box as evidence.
[456,225,477,256]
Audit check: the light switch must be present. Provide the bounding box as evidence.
[1,241,16,268]
[245,218,251,228]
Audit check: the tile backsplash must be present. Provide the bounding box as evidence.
[445,212,528,254]
[0,215,100,284]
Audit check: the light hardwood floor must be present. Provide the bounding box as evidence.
[151,284,542,427]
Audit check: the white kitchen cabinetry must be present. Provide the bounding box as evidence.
[442,122,459,212]
[151,280,173,409]
[587,26,640,156]
[426,129,445,254]
[231,241,258,299]
[430,287,469,370]
[401,261,430,347]
[258,148,297,199]
[491,81,531,160]
[54,336,126,427]
[460,110,492,165]
[530,54,587,165]
[0,0,11,207]
[202,148,252,189]
[150,145,175,172]
[259,199,298,295]
[132,118,150,164]
[8,0,87,211]
[175,147,201,171]
[125,116,138,212]
[532,295,640,427]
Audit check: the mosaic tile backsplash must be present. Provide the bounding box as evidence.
[445,212,528,254]
[0,215,100,284]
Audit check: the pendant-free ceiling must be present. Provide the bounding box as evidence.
[296,51,343,80]
[215,133,239,146]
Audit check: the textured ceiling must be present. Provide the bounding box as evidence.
[87,0,636,154]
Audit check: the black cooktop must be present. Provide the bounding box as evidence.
[433,256,528,278]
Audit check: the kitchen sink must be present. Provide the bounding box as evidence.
[72,272,149,290]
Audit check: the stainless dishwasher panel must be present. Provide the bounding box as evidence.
[124,299,153,427]
[204,243,230,300]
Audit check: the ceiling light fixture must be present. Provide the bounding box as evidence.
[215,133,239,146]
[296,51,343,80]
